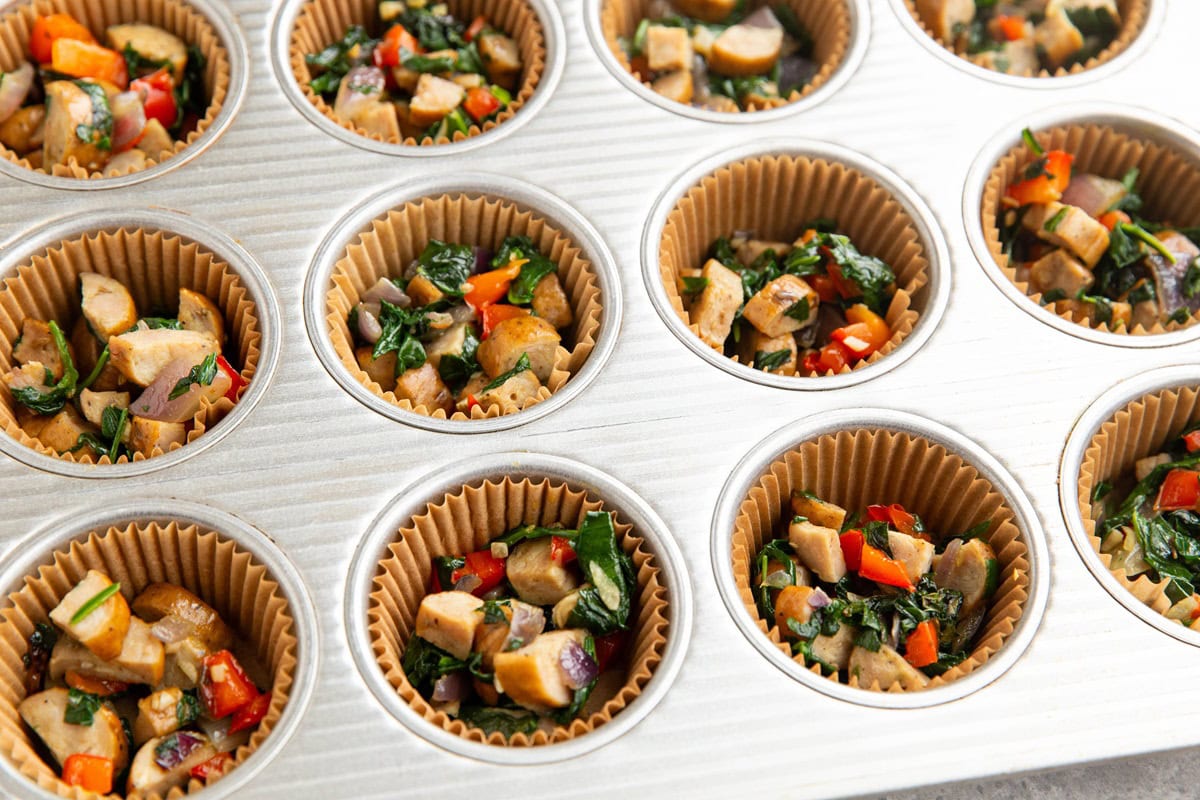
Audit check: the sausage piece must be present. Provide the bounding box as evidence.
[50,570,131,661]
[20,688,129,771]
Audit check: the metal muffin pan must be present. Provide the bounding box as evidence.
[344,451,692,765]
[0,0,1199,796]
[0,499,319,800]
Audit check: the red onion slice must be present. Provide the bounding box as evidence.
[431,670,471,702]
[503,603,545,652]
[454,573,483,594]
[0,62,33,124]
[935,539,962,586]
[807,587,831,608]
[762,569,792,589]
[357,304,383,343]
[333,66,386,120]
[472,246,492,274]
[362,277,411,308]
[558,640,599,689]
[742,7,782,29]
[154,731,207,769]
[150,614,192,645]
[198,716,250,754]
[1060,173,1127,218]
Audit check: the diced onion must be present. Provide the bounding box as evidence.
[558,640,599,689]
[454,573,482,594]
[431,671,470,702]
[357,305,383,343]
[150,615,193,645]
[807,587,831,608]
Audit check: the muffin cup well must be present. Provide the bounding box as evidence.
[305,176,620,433]
[276,0,563,154]
[0,209,281,478]
[895,0,1154,85]
[345,453,692,764]
[0,0,245,188]
[0,500,317,800]
[966,105,1200,347]
[586,0,868,122]
[642,140,949,390]
[1062,366,1200,647]
[712,409,1049,708]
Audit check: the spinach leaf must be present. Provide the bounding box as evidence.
[139,317,182,330]
[431,555,466,591]
[401,636,489,690]
[307,25,376,97]
[819,233,895,314]
[456,704,539,737]
[64,688,102,726]
[176,691,200,727]
[402,53,458,73]
[1106,223,1143,270]
[708,73,771,105]
[418,240,473,297]
[11,321,78,415]
[73,81,113,151]
[398,8,466,51]
[1092,481,1113,503]
[121,43,171,76]
[373,300,429,370]
[1065,6,1118,37]
[172,45,207,134]
[1133,510,1196,600]
[437,326,480,392]
[480,599,511,625]
[754,349,791,372]
[481,352,531,392]
[753,539,796,619]
[566,511,635,635]
[493,523,575,548]
[507,258,558,306]
[709,237,740,270]
[1183,258,1200,300]
[681,276,710,294]
[782,242,822,276]
[862,520,891,557]
[169,353,218,400]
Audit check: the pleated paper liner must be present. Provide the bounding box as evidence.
[658,153,928,377]
[903,0,1147,79]
[0,0,231,179]
[730,427,1031,692]
[289,0,545,147]
[1076,384,1200,617]
[0,227,262,465]
[367,476,669,746]
[325,193,602,420]
[600,0,849,114]
[0,520,298,799]
[981,122,1200,335]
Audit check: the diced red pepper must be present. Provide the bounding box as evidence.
[451,550,507,596]
[628,55,650,81]
[1185,431,1200,453]
[480,303,530,338]
[131,68,177,129]
[465,394,480,412]
[808,274,839,304]
[463,86,503,123]
[465,15,488,42]
[830,322,877,359]
[62,754,113,794]
[190,752,233,781]
[228,690,270,733]
[804,340,852,374]
[994,14,1026,41]
[839,530,864,571]
[1006,150,1074,206]
[1156,469,1200,511]
[199,650,258,719]
[65,670,128,697]
[904,619,939,668]
[1097,209,1131,231]
[217,355,246,402]
[594,631,627,672]
[374,24,423,68]
[843,304,890,350]
[52,38,128,88]
[865,503,928,540]
[464,261,523,310]
[30,14,96,64]
[550,535,577,565]
[859,543,914,590]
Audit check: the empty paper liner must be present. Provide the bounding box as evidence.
[0,519,298,799]
[599,0,850,113]
[1076,383,1200,617]
[325,192,602,420]
[658,152,928,376]
[0,0,231,179]
[0,226,262,465]
[366,475,670,745]
[981,122,1200,335]
[288,0,545,147]
[903,0,1147,79]
[730,427,1031,692]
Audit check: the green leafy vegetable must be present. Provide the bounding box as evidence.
[139,317,183,330]
[64,688,102,726]
[73,81,113,151]
[1043,206,1069,233]
[681,276,709,294]
[753,539,796,619]
[820,234,896,314]
[11,321,78,415]
[70,582,122,624]
[172,45,208,133]
[168,353,218,400]
[401,636,490,689]
[437,327,480,392]
[753,349,791,372]
[307,25,376,97]
[566,511,635,635]
[403,52,458,73]
[373,299,429,372]
[1021,128,1044,156]
[176,691,200,728]
[501,240,558,305]
[455,704,539,737]
[481,352,531,392]
[77,346,110,393]
[480,599,511,625]
[493,523,574,549]
[418,240,474,297]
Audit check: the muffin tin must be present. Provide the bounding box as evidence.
[0,0,1199,797]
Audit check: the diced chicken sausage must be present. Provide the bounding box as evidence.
[414,591,484,660]
[674,0,739,22]
[134,687,186,745]
[506,538,581,606]
[708,24,784,77]
[409,74,466,128]
[50,569,131,661]
[810,624,858,671]
[131,583,235,653]
[473,599,545,670]
[741,274,819,338]
[774,585,816,635]
[423,323,471,370]
[50,621,166,686]
[135,118,173,158]
[406,274,445,306]
[1028,249,1094,297]
[476,315,561,383]
[478,33,522,91]
[81,273,139,343]
[80,389,131,428]
[108,329,219,386]
[646,25,692,72]
[849,644,930,689]
[129,416,187,457]
[71,318,122,391]
[356,346,398,386]
[0,104,45,153]
[1023,202,1110,267]
[1059,297,1131,329]
[970,38,1038,75]
[42,81,107,170]
[915,0,976,41]
[127,733,217,795]
[531,273,574,330]
[887,530,935,585]
[106,24,188,77]
[492,629,585,712]
[394,363,454,413]
[37,405,100,456]
[788,520,848,583]
[691,259,743,349]
[739,329,797,374]
[934,538,998,614]
[475,369,542,414]
[1135,453,1171,481]
[1035,8,1084,69]
[20,688,129,771]
[790,492,848,530]
[13,318,72,380]
[651,69,694,104]
[177,288,226,350]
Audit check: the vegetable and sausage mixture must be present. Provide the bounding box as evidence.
[349,236,572,416]
[1,273,245,461]
[618,1,815,111]
[20,571,271,795]
[683,224,896,375]
[1000,130,1200,330]
[0,13,207,174]
[754,493,999,688]
[915,0,1120,76]
[404,511,633,736]
[307,1,521,142]
[1096,425,1200,628]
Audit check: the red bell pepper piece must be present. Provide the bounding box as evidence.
[65,670,128,697]
[843,304,890,350]
[465,394,481,412]
[839,530,864,571]
[1006,150,1074,206]
[229,690,270,733]
[465,261,523,310]
[594,631,627,672]
[1156,469,1200,511]
[463,86,503,123]
[451,549,507,596]
[465,15,488,42]
[550,535,577,565]
[52,38,128,89]
[994,15,1026,41]
[374,24,423,68]
[480,303,529,338]
[1098,209,1131,231]
[62,754,113,794]
[904,619,939,668]
[30,14,96,64]
[830,322,876,358]
[200,650,258,719]
[190,752,233,781]
[131,68,177,129]
[859,544,914,590]
[1185,431,1200,453]
[804,340,852,374]
[807,274,839,304]
[217,355,245,402]
[866,503,928,540]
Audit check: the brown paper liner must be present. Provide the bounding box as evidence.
[904,0,1146,79]
[0,520,298,799]
[1076,385,1200,617]
[366,476,669,745]
[288,0,545,147]
[325,193,602,420]
[730,428,1031,692]
[600,0,850,114]
[0,227,262,465]
[659,153,928,376]
[981,123,1200,335]
[0,0,231,180]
